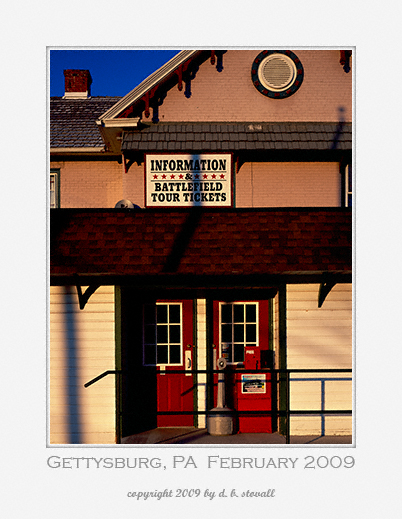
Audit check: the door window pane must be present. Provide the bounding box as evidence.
[233,324,244,342]
[221,304,232,323]
[233,305,244,323]
[246,304,256,322]
[157,305,168,323]
[234,343,245,363]
[169,325,180,343]
[143,303,182,365]
[221,324,232,343]
[169,305,181,323]
[157,325,168,344]
[246,324,257,342]
[169,344,181,364]
[220,302,259,364]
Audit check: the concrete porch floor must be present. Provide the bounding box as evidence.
[121,427,353,445]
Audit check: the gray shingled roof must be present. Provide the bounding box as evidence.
[50,97,121,148]
[122,122,352,152]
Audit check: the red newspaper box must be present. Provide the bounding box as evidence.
[236,346,272,433]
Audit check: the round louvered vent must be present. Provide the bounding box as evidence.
[258,55,296,91]
[251,50,304,99]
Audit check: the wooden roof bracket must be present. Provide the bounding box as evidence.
[318,275,337,308]
[121,151,136,174]
[235,154,246,173]
[340,50,352,73]
[142,86,159,118]
[74,275,101,310]
[175,60,191,92]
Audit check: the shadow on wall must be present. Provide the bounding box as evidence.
[162,153,204,273]
[331,106,346,150]
[63,286,82,444]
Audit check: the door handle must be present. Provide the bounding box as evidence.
[185,350,192,375]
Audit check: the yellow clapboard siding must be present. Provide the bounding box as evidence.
[50,356,115,369]
[287,358,351,369]
[289,320,351,331]
[49,285,116,444]
[286,309,352,320]
[50,286,114,295]
[50,303,115,314]
[287,283,351,294]
[50,312,115,323]
[50,346,116,359]
[288,335,352,348]
[290,416,352,435]
[50,407,115,419]
[50,321,115,333]
[49,432,116,444]
[287,299,352,310]
[285,284,352,435]
[50,329,115,340]
[50,389,115,402]
[50,293,115,304]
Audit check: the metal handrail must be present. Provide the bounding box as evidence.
[84,367,352,444]
[84,370,122,388]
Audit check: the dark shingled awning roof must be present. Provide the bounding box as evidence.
[121,122,352,152]
[50,96,122,148]
[51,208,352,287]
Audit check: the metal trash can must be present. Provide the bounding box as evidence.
[207,358,235,436]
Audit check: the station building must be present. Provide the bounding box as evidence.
[50,50,353,444]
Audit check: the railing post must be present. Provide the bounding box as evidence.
[286,369,290,444]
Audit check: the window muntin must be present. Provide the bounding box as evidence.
[143,303,183,366]
[219,302,258,364]
[50,170,59,208]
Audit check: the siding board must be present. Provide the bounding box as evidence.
[287,284,352,435]
[49,285,116,444]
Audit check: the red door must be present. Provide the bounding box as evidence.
[212,300,272,432]
[143,300,194,427]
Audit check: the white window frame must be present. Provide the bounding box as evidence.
[219,302,259,365]
[344,163,352,207]
[142,302,183,366]
[50,170,60,208]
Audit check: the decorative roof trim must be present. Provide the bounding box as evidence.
[96,117,140,128]
[97,50,201,121]
[50,147,105,153]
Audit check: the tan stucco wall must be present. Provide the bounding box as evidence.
[153,50,352,124]
[236,162,341,207]
[50,160,122,208]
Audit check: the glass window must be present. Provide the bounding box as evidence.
[50,170,60,208]
[344,163,352,208]
[220,302,258,364]
[143,303,182,365]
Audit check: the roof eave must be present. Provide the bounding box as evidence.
[50,271,353,288]
[95,118,141,154]
[50,147,105,154]
[97,50,201,121]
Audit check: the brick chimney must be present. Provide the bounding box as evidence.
[63,70,92,99]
